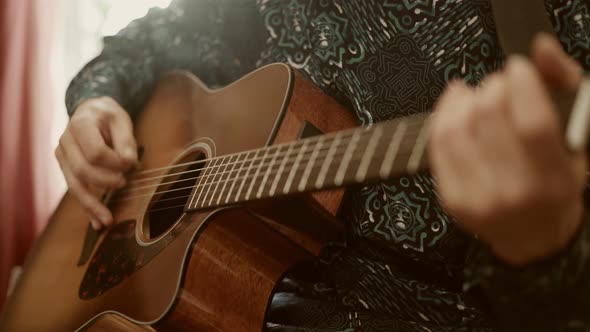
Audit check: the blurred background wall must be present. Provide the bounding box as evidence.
[0,0,172,309]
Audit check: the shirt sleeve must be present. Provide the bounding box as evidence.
[65,0,265,118]
[463,215,590,330]
[462,1,590,330]
[545,0,590,71]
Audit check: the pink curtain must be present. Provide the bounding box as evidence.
[0,0,61,308]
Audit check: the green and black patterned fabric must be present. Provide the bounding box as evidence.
[66,1,590,331]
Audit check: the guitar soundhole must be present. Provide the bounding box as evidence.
[144,152,205,239]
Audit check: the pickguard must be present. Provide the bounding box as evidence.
[79,215,192,300]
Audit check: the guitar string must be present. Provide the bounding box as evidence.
[132,145,426,216]
[126,117,426,186]
[138,117,431,212]
[117,142,358,201]
[193,144,427,207]
[111,125,429,205]
[121,126,411,196]
[127,114,429,180]
[110,138,425,206]
[127,129,356,185]
[124,128,365,187]
[113,143,419,204]
[110,116,430,194]
[121,126,375,193]
[128,114,428,178]
[125,137,371,206]
[120,117,427,192]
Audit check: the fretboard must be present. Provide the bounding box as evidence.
[185,114,430,212]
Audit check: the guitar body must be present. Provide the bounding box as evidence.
[0,64,358,331]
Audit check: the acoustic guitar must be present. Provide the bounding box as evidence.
[1,60,586,331]
[1,1,587,331]
[0,62,433,331]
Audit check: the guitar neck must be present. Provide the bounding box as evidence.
[185,113,431,212]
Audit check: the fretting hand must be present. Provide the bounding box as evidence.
[429,33,587,267]
[55,97,138,230]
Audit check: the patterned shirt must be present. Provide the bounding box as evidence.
[66,1,590,331]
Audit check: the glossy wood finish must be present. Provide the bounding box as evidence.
[155,69,357,330]
[0,65,291,331]
[181,69,432,216]
[0,64,354,332]
[154,209,309,332]
[272,70,359,217]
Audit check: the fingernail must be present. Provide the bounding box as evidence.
[99,213,112,226]
[90,218,102,230]
[124,148,137,160]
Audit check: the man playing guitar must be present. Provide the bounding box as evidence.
[56,0,590,330]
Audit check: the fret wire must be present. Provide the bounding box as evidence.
[115,143,425,206]
[380,119,408,179]
[315,131,343,189]
[356,125,384,182]
[270,141,296,196]
[113,122,424,203]
[202,155,224,207]
[407,118,431,173]
[132,124,354,182]
[129,113,429,182]
[113,117,430,205]
[225,152,251,204]
[198,156,225,208]
[298,135,325,192]
[283,140,309,194]
[121,131,359,197]
[234,150,260,203]
[334,129,362,186]
[195,133,355,189]
[200,146,428,208]
[245,147,270,200]
[209,155,234,206]
[125,129,356,194]
[257,144,283,199]
[189,155,215,209]
[131,145,281,186]
[205,156,230,207]
[216,154,238,205]
[124,115,427,194]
